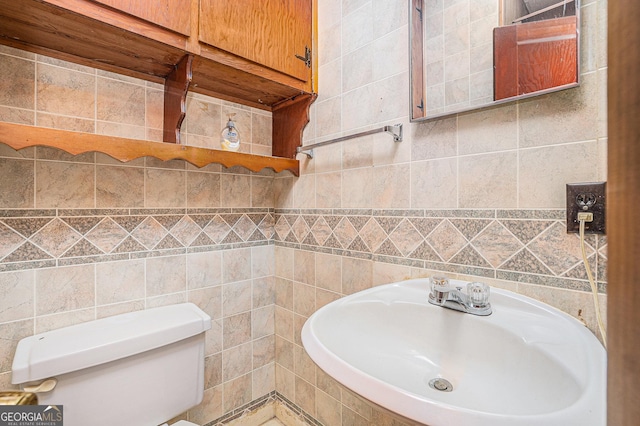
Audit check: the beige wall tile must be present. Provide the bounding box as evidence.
[342,257,372,295]
[223,311,251,351]
[145,168,186,208]
[274,176,294,209]
[293,282,315,317]
[0,158,34,208]
[0,105,34,126]
[343,137,373,170]
[252,113,272,148]
[0,55,34,109]
[0,270,34,323]
[275,246,294,281]
[187,171,220,208]
[96,300,144,319]
[35,161,95,208]
[519,142,598,208]
[519,73,598,148]
[220,174,251,207]
[223,280,252,317]
[293,250,315,285]
[146,255,186,297]
[410,158,457,208]
[295,376,316,418]
[412,117,457,161]
[37,112,95,133]
[223,248,252,284]
[0,320,34,373]
[35,161,94,208]
[458,104,517,155]
[253,334,275,369]
[252,305,274,339]
[96,121,146,140]
[459,152,517,208]
[342,168,372,208]
[372,164,411,209]
[35,265,94,315]
[251,176,274,208]
[189,386,222,425]
[253,276,275,309]
[252,245,274,279]
[35,308,95,334]
[186,97,221,138]
[315,98,343,141]
[96,165,144,208]
[223,373,252,413]
[318,60,342,103]
[252,363,275,399]
[315,171,341,209]
[315,252,342,293]
[145,88,164,130]
[96,259,145,305]
[37,63,94,118]
[188,285,222,321]
[97,77,145,126]
[292,174,316,209]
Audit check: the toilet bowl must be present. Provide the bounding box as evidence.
[11,303,211,426]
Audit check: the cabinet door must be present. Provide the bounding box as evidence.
[494,16,577,101]
[199,0,311,82]
[91,0,191,36]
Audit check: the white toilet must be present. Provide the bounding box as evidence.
[11,303,212,426]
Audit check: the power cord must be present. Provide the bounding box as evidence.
[578,212,607,348]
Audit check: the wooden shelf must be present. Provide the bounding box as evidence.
[0,122,300,175]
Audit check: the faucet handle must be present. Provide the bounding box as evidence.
[430,275,451,291]
[429,275,451,304]
[467,282,490,308]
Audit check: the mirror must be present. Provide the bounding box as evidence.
[410,0,580,121]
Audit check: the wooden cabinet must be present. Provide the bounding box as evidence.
[0,0,317,169]
[199,0,311,82]
[493,16,578,101]
[90,0,192,36]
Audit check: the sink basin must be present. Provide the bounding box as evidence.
[301,279,606,426]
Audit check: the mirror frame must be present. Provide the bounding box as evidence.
[410,0,581,122]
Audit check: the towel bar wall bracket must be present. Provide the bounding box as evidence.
[296,124,403,159]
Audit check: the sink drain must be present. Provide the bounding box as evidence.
[429,378,453,392]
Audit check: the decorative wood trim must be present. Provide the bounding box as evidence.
[272,93,317,159]
[164,54,194,144]
[410,0,425,120]
[607,0,640,424]
[0,122,299,176]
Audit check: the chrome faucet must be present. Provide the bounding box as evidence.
[428,276,492,316]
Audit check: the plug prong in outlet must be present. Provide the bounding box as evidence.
[566,182,606,234]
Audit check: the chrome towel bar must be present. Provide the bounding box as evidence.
[297,124,403,159]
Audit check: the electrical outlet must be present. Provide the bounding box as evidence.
[566,182,606,234]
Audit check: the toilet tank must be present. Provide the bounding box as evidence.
[11,303,211,426]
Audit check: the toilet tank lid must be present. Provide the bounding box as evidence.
[12,303,212,384]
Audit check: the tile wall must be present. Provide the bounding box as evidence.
[0,45,278,425]
[425,0,498,114]
[272,0,608,425]
[0,0,609,424]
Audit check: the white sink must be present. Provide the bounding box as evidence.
[301,279,606,426]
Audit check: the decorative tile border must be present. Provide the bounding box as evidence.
[0,208,275,271]
[201,391,319,426]
[273,209,607,293]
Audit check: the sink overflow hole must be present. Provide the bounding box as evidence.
[429,378,453,392]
